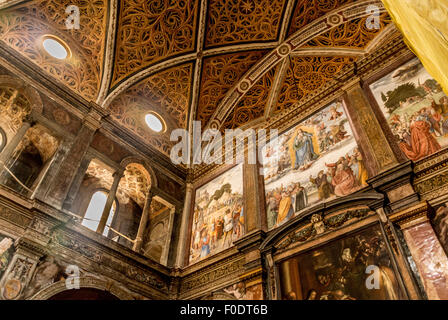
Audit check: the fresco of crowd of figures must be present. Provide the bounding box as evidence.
[189,57,448,273]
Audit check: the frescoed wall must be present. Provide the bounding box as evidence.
[0,234,14,280]
[279,225,403,300]
[369,57,448,161]
[189,164,244,264]
[262,100,368,230]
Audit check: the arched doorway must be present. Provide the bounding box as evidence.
[48,288,119,300]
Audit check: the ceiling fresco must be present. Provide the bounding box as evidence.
[0,0,396,162]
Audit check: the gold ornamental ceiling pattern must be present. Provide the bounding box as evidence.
[204,0,287,48]
[223,66,278,130]
[274,56,356,115]
[108,62,193,156]
[287,0,355,36]
[0,0,398,163]
[197,50,268,126]
[304,13,392,48]
[111,0,199,88]
[0,0,108,101]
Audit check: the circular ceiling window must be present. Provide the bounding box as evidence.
[145,113,164,133]
[42,35,71,60]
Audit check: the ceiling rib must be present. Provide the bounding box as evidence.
[188,0,208,133]
[96,0,119,106]
[264,58,289,117]
[278,0,298,42]
[207,0,386,133]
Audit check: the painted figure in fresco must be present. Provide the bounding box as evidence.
[266,195,279,229]
[350,148,368,186]
[223,209,234,247]
[292,129,318,170]
[294,183,307,212]
[310,170,334,201]
[199,227,211,259]
[210,218,217,249]
[276,191,294,226]
[0,237,13,278]
[399,111,442,161]
[440,96,448,115]
[329,105,343,120]
[326,158,359,197]
[232,204,244,239]
[330,120,349,143]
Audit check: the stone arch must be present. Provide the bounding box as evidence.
[0,75,43,114]
[0,126,6,152]
[260,192,384,251]
[120,156,158,189]
[30,277,135,300]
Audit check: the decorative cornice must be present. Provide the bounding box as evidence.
[389,202,433,228]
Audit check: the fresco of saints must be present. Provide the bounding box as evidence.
[294,183,307,212]
[276,191,294,226]
[310,170,334,201]
[370,58,448,162]
[398,113,441,161]
[326,157,360,197]
[199,227,211,259]
[289,128,319,170]
[189,164,244,264]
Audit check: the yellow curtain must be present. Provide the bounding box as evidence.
[381,0,448,95]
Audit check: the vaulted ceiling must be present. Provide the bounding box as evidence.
[0,0,397,161]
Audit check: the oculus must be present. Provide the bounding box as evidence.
[42,35,70,60]
[145,113,164,133]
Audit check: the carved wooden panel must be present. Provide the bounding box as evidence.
[0,0,108,100]
[111,0,199,88]
[287,0,355,36]
[197,51,268,126]
[274,56,355,114]
[223,66,278,129]
[204,0,287,48]
[305,14,392,49]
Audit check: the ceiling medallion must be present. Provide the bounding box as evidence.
[278,44,291,57]
[239,80,251,92]
[327,13,343,26]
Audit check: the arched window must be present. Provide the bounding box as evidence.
[82,191,117,236]
[0,127,6,152]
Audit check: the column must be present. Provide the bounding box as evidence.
[46,111,101,208]
[0,116,33,168]
[31,138,70,201]
[343,78,401,175]
[343,79,419,211]
[391,202,448,300]
[160,206,176,266]
[174,182,193,268]
[243,160,267,233]
[96,168,124,234]
[133,190,154,252]
[62,155,92,211]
